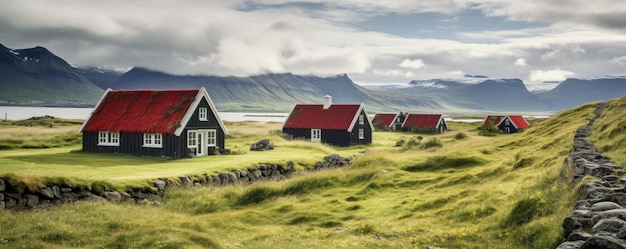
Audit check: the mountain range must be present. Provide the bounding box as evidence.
[1,43,626,114]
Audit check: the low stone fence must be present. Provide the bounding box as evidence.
[557,103,626,249]
[0,154,351,211]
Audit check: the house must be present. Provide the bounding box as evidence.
[79,87,228,158]
[483,115,529,134]
[372,112,407,131]
[401,114,448,134]
[282,95,373,146]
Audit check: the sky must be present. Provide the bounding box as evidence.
[1,0,626,85]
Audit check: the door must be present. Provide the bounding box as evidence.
[196,132,205,156]
[311,129,321,142]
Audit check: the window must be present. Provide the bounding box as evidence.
[187,130,197,148]
[143,133,163,148]
[311,129,321,142]
[359,129,364,139]
[207,129,216,146]
[359,114,364,125]
[98,131,120,146]
[199,107,208,121]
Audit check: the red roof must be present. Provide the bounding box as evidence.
[484,115,529,129]
[402,114,444,129]
[372,113,397,128]
[81,89,199,134]
[282,104,365,131]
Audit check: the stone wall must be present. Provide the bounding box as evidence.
[0,154,351,211]
[557,103,626,249]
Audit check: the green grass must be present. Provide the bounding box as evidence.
[0,100,619,248]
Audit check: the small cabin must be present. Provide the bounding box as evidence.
[483,115,529,134]
[282,96,373,146]
[401,114,448,134]
[79,87,228,158]
[372,112,407,131]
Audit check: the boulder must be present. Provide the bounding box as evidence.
[24,194,39,208]
[52,186,61,199]
[104,191,122,201]
[580,234,626,249]
[593,217,626,233]
[0,179,5,191]
[39,187,55,199]
[179,176,193,188]
[250,139,274,151]
[568,229,593,242]
[557,240,585,249]
[154,180,167,191]
[592,202,623,212]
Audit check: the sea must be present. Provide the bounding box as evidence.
[0,106,289,123]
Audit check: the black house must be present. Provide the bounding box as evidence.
[282,96,373,146]
[79,87,228,158]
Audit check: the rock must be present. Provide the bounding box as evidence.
[0,179,5,191]
[52,186,61,199]
[563,217,583,238]
[0,193,4,201]
[24,194,39,208]
[557,240,585,249]
[250,139,274,151]
[153,201,162,206]
[104,191,122,201]
[39,187,55,199]
[593,217,626,234]
[592,202,623,212]
[0,200,4,210]
[227,173,238,183]
[179,176,193,188]
[251,169,262,179]
[580,234,626,249]
[154,180,167,191]
[568,229,593,242]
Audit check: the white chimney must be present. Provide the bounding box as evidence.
[323,95,332,109]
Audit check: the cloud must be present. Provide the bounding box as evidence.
[514,58,527,66]
[399,59,426,69]
[612,56,626,65]
[528,69,575,83]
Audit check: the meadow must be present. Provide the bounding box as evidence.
[1,99,623,248]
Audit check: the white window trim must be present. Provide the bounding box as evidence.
[359,114,364,125]
[311,129,321,142]
[199,107,208,121]
[98,131,120,146]
[143,133,163,148]
[359,129,364,139]
[206,129,216,147]
[187,130,197,148]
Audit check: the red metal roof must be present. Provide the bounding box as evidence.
[372,113,397,128]
[402,114,444,129]
[484,115,529,129]
[508,115,529,129]
[81,89,198,134]
[283,104,363,130]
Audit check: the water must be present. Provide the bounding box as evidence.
[0,106,288,123]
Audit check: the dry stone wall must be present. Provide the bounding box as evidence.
[557,103,626,249]
[0,154,351,211]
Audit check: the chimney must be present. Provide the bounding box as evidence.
[323,95,332,109]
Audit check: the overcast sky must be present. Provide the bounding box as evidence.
[2,0,626,85]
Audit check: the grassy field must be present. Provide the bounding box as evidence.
[1,100,621,248]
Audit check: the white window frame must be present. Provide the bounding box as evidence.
[206,129,216,146]
[187,130,197,148]
[311,129,321,142]
[359,114,364,125]
[143,133,163,148]
[199,107,208,121]
[98,131,120,146]
[359,129,364,139]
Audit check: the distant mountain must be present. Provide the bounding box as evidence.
[366,77,549,113]
[537,77,626,110]
[77,66,127,89]
[0,43,103,105]
[108,67,445,112]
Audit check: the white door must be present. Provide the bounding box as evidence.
[311,129,321,142]
[196,132,205,156]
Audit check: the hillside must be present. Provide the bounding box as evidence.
[537,77,626,111]
[0,43,103,105]
[6,96,626,247]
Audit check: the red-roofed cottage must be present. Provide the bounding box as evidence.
[282,96,373,146]
[372,112,406,131]
[483,115,529,134]
[79,88,228,158]
[401,114,448,134]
